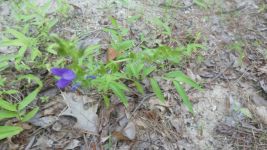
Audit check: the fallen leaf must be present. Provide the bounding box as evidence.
[258,64,267,74]
[170,117,184,133]
[255,106,267,125]
[143,110,158,121]
[260,80,267,94]
[64,139,80,149]
[29,115,57,128]
[33,136,54,148]
[112,131,131,141]
[252,95,267,107]
[107,48,120,61]
[61,92,99,134]
[122,122,136,140]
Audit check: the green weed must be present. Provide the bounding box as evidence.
[0,75,42,139]
[51,17,203,113]
[0,1,204,140]
[0,0,69,140]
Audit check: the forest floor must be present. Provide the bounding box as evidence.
[0,0,267,149]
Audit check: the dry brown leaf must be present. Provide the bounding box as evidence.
[64,139,80,149]
[61,92,99,134]
[107,48,120,61]
[112,131,131,142]
[143,110,158,121]
[122,122,136,140]
[255,106,267,125]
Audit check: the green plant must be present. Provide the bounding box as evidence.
[0,0,68,140]
[0,0,70,71]
[51,17,203,113]
[0,75,43,139]
[151,18,172,36]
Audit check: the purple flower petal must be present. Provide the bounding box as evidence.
[62,70,76,80]
[56,78,72,89]
[51,68,76,80]
[51,68,70,77]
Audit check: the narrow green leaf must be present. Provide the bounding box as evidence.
[109,84,128,107]
[143,66,156,77]
[150,78,165,103]
[6,29,27,40]
[165,71,202,90]
[0,54,17,62]
[0,99,17,112]
[128,63,136,78]
[134,81,145,95]
[173,80,193,113]
[18,74,43,88]
[0,62,9,71]
[18,88,39,111]
[21,107,39,122]
[3,90,19,95]
[109,16,119,28]
[110,82,128,91]
[0,126,23,140]
[31,48,41,61]
[16,46,27,62]
[103,95,110,108]
[0,39,25,47]
[0,110,17,120]
[46,43,58,54]
[17,75,43,111]
[193,0,207,9]
[114,40,133,51]
[240,108,252,119]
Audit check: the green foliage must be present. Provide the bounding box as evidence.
[103,17,134,52]
[173,80,193,113]
[0,0,70,72]
[0,0,205,140]
[0,75,42,139]
[151,18,172,35]
[0,126,23,140]
[165,71,202,90]
[150,78,165,103]
[1,28,40,63]
[0,0,67,141]
[52,17,203,112]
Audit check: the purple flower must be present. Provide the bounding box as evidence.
[51,68,76,89]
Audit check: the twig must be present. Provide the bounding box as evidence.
[131,93,155,117]
[210,61,235,82]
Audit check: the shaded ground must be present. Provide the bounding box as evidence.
[0,0,267,149]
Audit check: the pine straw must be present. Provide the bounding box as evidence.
[215,121,267,149]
